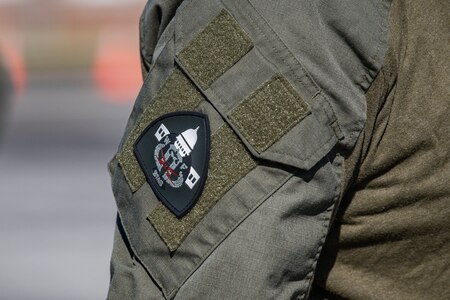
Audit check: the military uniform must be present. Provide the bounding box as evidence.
[107,0,449,299]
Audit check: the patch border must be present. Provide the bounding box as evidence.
[134,111,211,218]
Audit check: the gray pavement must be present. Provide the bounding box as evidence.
[0,73,134,299]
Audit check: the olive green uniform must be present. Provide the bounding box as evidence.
[107,0,449,299]
[312,0,450,298]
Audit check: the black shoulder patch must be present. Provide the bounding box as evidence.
[134,112,211,218]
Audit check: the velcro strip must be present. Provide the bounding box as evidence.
[148,125,257,252]
[177,9,253,90]
[228,75,311,153]
[117,68,206,192]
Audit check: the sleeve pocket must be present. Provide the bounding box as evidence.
[110,1,343,298]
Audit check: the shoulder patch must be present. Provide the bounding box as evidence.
[134,112,211,218]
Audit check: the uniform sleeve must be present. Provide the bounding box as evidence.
[107,0,393,299]
[107,216,163,300]
[139,0,184,78]
[107,3,185,298]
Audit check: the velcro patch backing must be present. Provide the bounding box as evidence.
[228,75,311,153]
[134,112,211,218]
[117,68,206,192]
[148,125,257,252]
[177,9,253,90]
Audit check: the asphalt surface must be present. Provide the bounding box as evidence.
[0,73,134,300]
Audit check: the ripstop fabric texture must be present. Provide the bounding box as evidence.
[107,0,393,299]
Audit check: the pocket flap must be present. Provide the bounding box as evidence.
[174,7,341,171]
[222,74,340,171]
[176,26,338,170]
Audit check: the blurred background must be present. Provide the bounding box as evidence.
[0,0,145,299]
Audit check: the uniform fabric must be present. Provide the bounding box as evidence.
[148,125,258,251]
[117,68,206,192]
[177,9,254,89]
[228,74,311,153]
[313,0,450,299]
[107,0,393,299]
